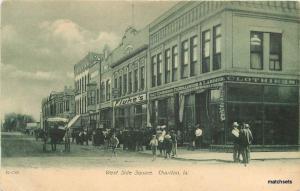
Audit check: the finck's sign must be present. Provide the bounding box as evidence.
[114,94,146,107]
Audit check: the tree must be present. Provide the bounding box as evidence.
[2,113,35,132]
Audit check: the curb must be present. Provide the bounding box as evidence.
[138,151,300,163]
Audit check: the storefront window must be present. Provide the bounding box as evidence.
[264,86,298,103]
[264,105,298,145]
[227,84,263,102]
[227,103,264,145]
[115,108,125,129]
[134,104,147,129]
[226,83,299,146]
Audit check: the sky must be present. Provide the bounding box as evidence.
[1,0,177,121]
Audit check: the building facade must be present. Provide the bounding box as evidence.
[98,46,113,129]
[147,1,299,147]
[41,86,75,127]
[74,52,103,131]
[110,27,149,130]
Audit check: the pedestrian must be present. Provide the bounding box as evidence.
[64,128,71,152]
[231,122,240,162]
[163,132,173,159]
[171,130,177,157]
[195,124,203,149]
[110,134,119,157]
[188,129,195,151]
[50,125,58,151]
[149,135,158,161]
[240,123,253,166]
[157,130,164,156]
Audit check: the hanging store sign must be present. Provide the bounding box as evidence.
[149,75,298,100]
[114,94,147,107]
[149,76,225,99]
[219,86,225,121]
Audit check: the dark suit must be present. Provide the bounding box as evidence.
[240,128,253,164]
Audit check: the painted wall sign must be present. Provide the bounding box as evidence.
[114,94,147,107]
[225,76,298,85]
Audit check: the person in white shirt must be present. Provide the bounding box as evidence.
[195,124,203,149]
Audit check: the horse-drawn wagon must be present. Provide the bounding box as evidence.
[42,117,70,152]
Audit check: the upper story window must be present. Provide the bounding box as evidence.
[128,71,132,94]
[134,69,138,92]
[88,90,96,105]
[269,33,282,71]
[114,77,117,98]
[190,36,198,76]
[250,32,263,70]
[66,100,69,111]
[151,55,157,87]
[165,49,171,83]
[118,76,122,97]
[157,53,162,86]
[202,30,211,73]
[123,73,127,95]
[106,80,111,101]
[213,25,221,70]
[84,76,87,92]
[97,89,99,104]
[140,66,145,90]
[172,45,178,81]
[100,82,105,102]
[181,40,189,78]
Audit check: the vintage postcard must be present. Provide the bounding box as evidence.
[1,1,300,191]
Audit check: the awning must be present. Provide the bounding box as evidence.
[67,115,81,128]
[47,117,69,123]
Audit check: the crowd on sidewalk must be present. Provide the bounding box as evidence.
[40,121,255,164]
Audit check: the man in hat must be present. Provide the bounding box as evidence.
[231,122,240,162]
[240,123,253,166]
[240,124,253,166]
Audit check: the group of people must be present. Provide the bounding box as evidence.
[231,122,253,166]
[149,127,178,160]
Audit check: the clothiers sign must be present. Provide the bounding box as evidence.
[149,76,225,99]
[149,75,298,100]
[225,76,298,85]
[114,94,147,107]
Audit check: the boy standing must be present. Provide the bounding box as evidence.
[149,135,158,161]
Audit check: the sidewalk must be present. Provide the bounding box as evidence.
[139,148,300,162]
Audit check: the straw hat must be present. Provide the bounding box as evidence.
[233,122,239,127]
